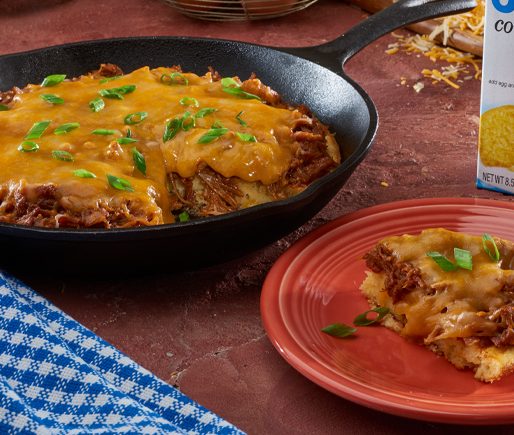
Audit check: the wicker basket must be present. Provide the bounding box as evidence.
[163,0,319,21]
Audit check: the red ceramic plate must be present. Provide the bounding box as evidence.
[261,198,514,425]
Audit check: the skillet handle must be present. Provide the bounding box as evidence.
[291,0,478,68]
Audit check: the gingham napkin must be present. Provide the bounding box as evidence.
[0,272,244,434]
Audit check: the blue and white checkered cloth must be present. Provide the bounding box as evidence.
[0,272,244,434]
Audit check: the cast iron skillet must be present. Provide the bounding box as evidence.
[0,0,476,270]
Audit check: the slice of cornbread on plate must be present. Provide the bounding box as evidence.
[360,228,514,382]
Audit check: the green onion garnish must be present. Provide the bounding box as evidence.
[89,97,105,112]
[178,211,190,222]
[0,104,9,111]
[25,120,51,140]
[180,97,199,107]
[353,307,389,326]
[73,169,96,178]
[221,77,239,88]
[236,132,256,142]
[124,111,148,125]
[163,118,182,142]
[107,174,134,192]
[40,94,64,105]
[220,77,261,100]
[117,137,138,145]
[92,129,117,135]
[195,108,217,119]
[454,248,473,270]
[99,75,122,84]
[483,233,500,262]
[41,74,66,87]
[17,141,39,153]
[126,128,132,138]
[132,147,146,175]
[116,85,136,94]
[181,112,195,131]
[99,90,123,100]
[321,323,357,338]
[54,122,79,135]
[426,252,458,272]
[161,72,188,86]
[198,127,229,144]
[52,150,74,162]
[211,120,224,129]
[236,111,247,126]
[99,85,136,100]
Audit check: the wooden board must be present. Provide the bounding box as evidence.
[349,0,483,57]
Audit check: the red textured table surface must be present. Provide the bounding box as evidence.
[2,0,513,434]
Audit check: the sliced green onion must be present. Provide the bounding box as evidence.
[117,137,138,145]
[483,233,500,262]
[454,247,473,270]
[221,77,239,88]
[115,85,136,94]
[126,128,132,138]
[73,169,96,178]
[211,120,224,129]
[178,211,190,222]
[99,75,122,84]
[181,112,195,131]
[321,323,357,338]
[236,111,247,126]
[223,87,261,100]
[353,307,389,326]
[41,74,66,87]
[99,85,136,100]
[163,118,182,142]
[221,77,261,100]
[52,150,74,162]
[198,128,229,144]
[179,97,199,107]
[92,129,116,135]
[54,122,79,135]
[98,89,122,100]
[107,174,134,192]
[236,132,256,142]
[40,94,64,105]
[18,141,39,153]
[25,120,51,140]
[98,85,136,100]
[124,111,148,125]
[89,97,105,112]
[426,252,458,272]
[195,108,217,119]
[0,104,9,111]
[132,147,146,175]
[161,72,188,86]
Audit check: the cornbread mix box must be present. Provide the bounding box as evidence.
[477,0,514,194]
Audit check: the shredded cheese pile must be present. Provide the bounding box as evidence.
[429,0,485,44]
[385,0,484,90]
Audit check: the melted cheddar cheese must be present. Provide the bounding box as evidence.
[374,229,514,340]
[0,66,327,226]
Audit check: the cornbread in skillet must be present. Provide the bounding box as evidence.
[0,64,340,228]
[360,228,514,382]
